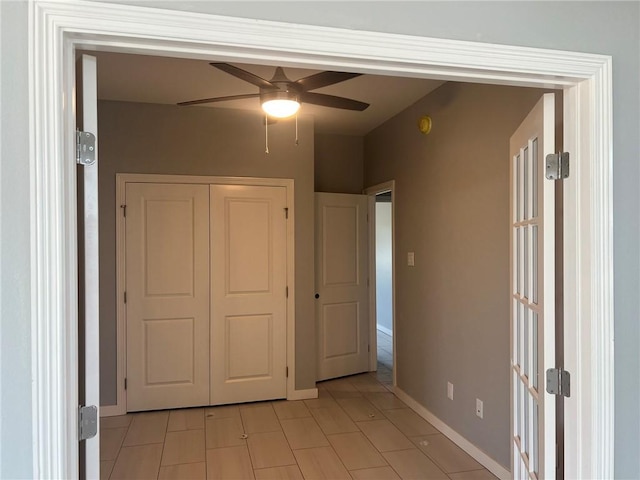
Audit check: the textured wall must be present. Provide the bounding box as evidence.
[0,2,32,478]
[365,82,551,467]
[314,133,364,194]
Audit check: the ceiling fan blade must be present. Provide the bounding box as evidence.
[300,92,369,111]
[177,93,260,107]
[295,71,362,91]
[210,63,276,89]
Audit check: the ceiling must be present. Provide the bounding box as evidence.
[91,51,445,136]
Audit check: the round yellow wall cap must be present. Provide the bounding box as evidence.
[418,115,432,135]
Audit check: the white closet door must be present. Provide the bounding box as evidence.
[510,94,556,478]
[315,192,369,381]
[126,183,210,411]
[210,185,288,405]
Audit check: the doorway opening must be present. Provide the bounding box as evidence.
[374,191,393,387]
[365,182,396,388]
[28,4,614,479]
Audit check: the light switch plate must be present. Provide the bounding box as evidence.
[407,252,415,267]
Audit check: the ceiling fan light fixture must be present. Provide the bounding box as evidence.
[261,91,300,118]
[262,99,300,118]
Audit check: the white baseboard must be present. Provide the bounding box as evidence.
[100,389,319,416]
[393,387,510,480]
[376,324,393,337]
[100,404,126,417]
[287,388,318,401]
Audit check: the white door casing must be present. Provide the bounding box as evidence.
[510,94,556,478]
[315,193,369,381]
[77,53,100,480]
[30,3,614,478]
[210,185,288,404]
[125,183,211,411]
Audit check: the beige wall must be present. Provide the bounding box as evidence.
[98,101,316,405]
[314,133,364,193]
[364,82,554,467]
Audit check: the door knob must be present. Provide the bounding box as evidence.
[315,293,320,299]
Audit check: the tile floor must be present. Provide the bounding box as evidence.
[100,372,497,479]
[376,330,393,387]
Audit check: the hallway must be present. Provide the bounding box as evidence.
[376,329,393,388]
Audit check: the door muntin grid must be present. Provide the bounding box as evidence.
[512,135,543,479]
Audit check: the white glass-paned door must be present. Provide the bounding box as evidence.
[510,94,556,479]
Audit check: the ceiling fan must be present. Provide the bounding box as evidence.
[178,63,370,118]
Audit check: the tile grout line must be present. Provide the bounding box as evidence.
[270,398,307,477]
[238,402,257,476]
[321,384,372,477]
[408,432,456,476]
[337,377,450,479]
[156,413,169,480]
[106,413,134,480]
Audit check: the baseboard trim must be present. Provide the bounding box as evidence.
[393,387,510,480]
[100,389,320,415]
[287,388,318,401]
[376,324,393,337]
[100,404,126,418]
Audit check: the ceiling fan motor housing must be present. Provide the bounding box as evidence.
[260,84,301,104]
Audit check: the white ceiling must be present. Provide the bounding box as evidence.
[91,51,444,136]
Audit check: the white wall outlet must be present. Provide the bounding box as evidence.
[476,398,483,419]
[447,382,454,400]
[407,252,415,266]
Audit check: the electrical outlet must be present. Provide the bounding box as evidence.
[476,398,483,419]
[447,382,454,400]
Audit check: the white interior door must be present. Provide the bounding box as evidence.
[77,53,100,480]
[315,193,369,381]
[125,182,211,411]
[510,94,556,478]
[210,185,288,405]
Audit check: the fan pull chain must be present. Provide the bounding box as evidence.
[265,114,269,154]
[295,114,299,146]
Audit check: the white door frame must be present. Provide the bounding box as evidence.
[105,173,297,417]
[364,181,396,387]
[29,2,613,478]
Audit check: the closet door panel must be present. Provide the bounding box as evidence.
[210,185,288,405]
[125,182,210,411]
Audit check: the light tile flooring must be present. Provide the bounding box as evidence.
[376,330,393,387]
[101,372,497,479]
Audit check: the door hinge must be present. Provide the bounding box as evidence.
[286,286,289,298]
[121,204,127,217]
[78,405,98,441]
[286,366,289,378]
[546,368,570,397]
[124,378,127,390]
[545,152,569,180]
[76,130,97,166]
[284,207,289,219]
[124,291,127,304]
[368,344,370,353]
